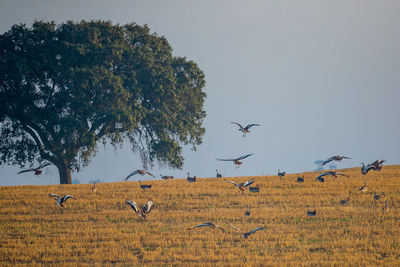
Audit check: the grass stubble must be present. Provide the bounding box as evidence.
[0,166,399,266]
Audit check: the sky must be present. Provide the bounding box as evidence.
[0,0,399,185]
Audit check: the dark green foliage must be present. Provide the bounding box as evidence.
[0,20,206,184]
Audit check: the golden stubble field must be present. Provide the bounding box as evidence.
[1,165,400,266]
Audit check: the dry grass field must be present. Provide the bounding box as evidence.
[1,165,400,266]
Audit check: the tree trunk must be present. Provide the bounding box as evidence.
[57,160,72,184]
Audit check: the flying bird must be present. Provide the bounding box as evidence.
[361,163,377,175]
[369,160,385,171]
[230,225,264,239]
[321,156,351,166]
[228,180,254,191]
[126,200,154,218]
[228,181,245,191]
[188,222,226,232]
[231,122,260,137]
[317,171,348,180]
[48,193,76,208]
[18,162,52,175]
[217,154,253,168]
[125,170,155,181]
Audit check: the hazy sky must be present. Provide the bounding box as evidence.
[1,1,399,185]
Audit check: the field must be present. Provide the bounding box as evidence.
[1,165,400,266]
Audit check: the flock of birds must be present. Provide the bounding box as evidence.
[18,121,390,239]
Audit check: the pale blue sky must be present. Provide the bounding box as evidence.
[1,1,399,185]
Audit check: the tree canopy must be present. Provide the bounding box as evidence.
[0,20,206,184]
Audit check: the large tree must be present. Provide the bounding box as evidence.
[0,20,206,184]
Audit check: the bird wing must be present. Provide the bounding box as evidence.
[214,224,226,232]
[336,172,349,178]
[318,173,328,178]
[145,171,155,178]
[242,181,254,187]
[61,195,76,203]
[228,181,239,186]
[231,122,244,129]
[18,168,34,174]
[245,123,260,129]
[342,156,351,159]
[125,170,140,180]
[142,201,154,213]
[38,162,52,169]
[367,165,377,172]
[369,160,383,168]
[237,154,253,161]
[48,193,59,198]
[322,157,335,166]
[217,158,235,161]
[248,227,264,235]
[367,160,378,168]
[126,200,140,213]
[229,225,243,233]
[189,223,212,230]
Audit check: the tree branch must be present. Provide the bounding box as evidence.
[21,123,57,163]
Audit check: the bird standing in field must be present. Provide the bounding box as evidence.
[321,156,351,166]
[382,200,389,214]
[339,195,352,206]
[139,180,152,190]
[188,222,226,232]
[217,154,253,168]
[373,192,385,201]
[48,193,76,208]
[249,184,260,193]
[160,174,174,180]
[125,170,155,181]
[307,206,316,216]
[245,205,250,216]
[297,174,305,183]
[231,122,260,137]
[91,181,97,193]
[359,180,368,193]
[18,162,52,175]
[278,169,286,179]
[316,174,325,183]
[216,169,222,178]
[230,225,264,239]
[187,172,196,183]
[126,200,154,219]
